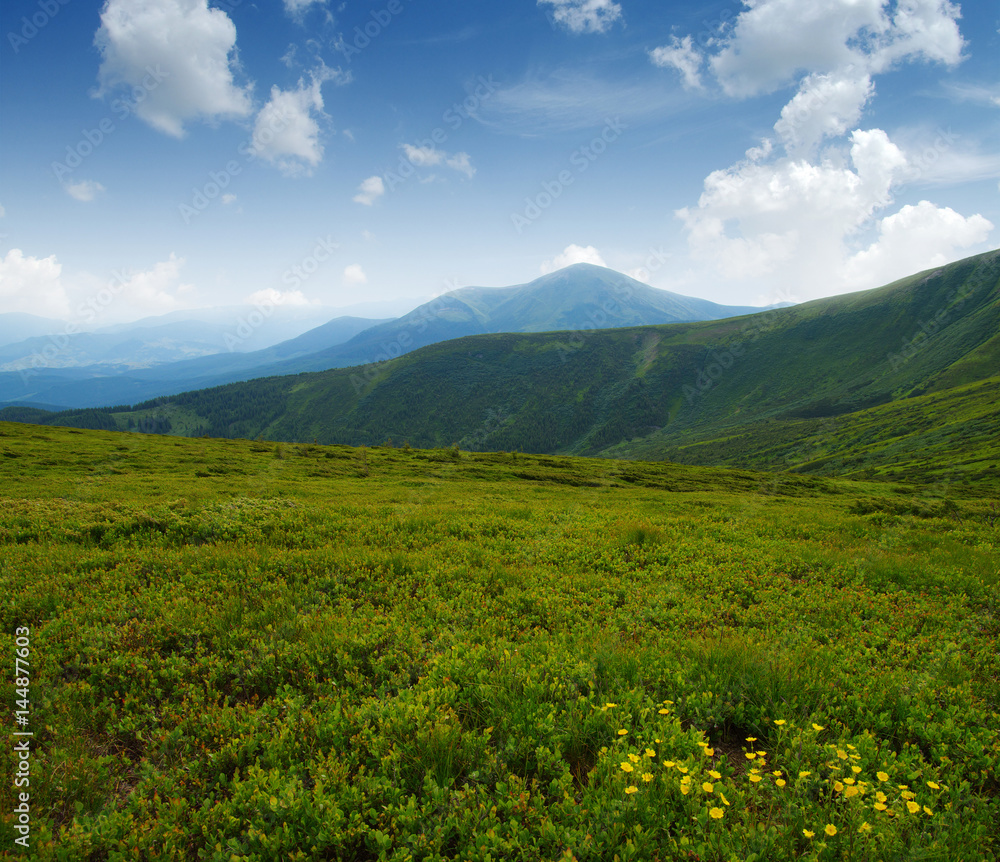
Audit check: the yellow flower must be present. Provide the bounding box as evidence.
[749,774,762,784]
[645,749,656,758]
[606,702,617,708]
[923,806,933,816]
[834,781,844,792]
[708,770,721,780]
[845,786,859,798]
[702,782,714,794]
[876,791,887,803]
[812,723,824,731]
[625,785,638,795]
[677,766,689,774]
[658,708,670,715]
[824,824,838,837]
[756,751,767,757]
[858,821,872,834]
[851,765,862,774]
[642,773,653,784]
[799,771,812,779]
[803,830,815,839]
[927,781,940,790]
[719,792,730,806]
[620,762,634,773]
[680,783,690,795]
[617,729,628,736]
[901,790,916,801]
[629,753,640,764]
[772,770,783,777]
[654,738,661,744]
[774,719,786,726]
[837,749,848,760]
[703,747,715,756]
[776,779,786,788]
[746,736,757,742]
[709,807,724,820]
[906,801,920,814]
[663,760,675,768]
[874,802,888,812]
[745,752,757,760]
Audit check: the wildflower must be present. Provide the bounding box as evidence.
[772,770,783,777]
[620,762,634,773]
[901,790,915,801]
[645,749,655,758]
[703,747,715,756]
[803,830,815,839]
[606,702,617,708]
[843,777,855,785]
[927,781,940,790]
[858,821,872,834]
[874,802,888,812]
[774,719,786,726]
[834,781,844,792]
[749,774,762,784]
[746,737,757,742]
[851,765,862,774]
[845,786,859,798]
[702,782,714,793]
[776,779,786,788]
[825,824,838,837]
[654,738,661,744]
[923,806,933,816]
[708,770,721,780]
[625,786,638,795]
[600,746,608,754]
[677,766,689,774]
[719,792,730,806]
[812,723,824,731]
[745,752,757,760]
[617,729,628,736]
[657,708,670,715]
[799,771,812,779]
[837,749,848,760]
[680,782,691,796]
[709,807,724,819]
[906,801,920,814]
[876,791,887,803]
[876,772,889,782]
[628,753,640,764]
[642,773,653,784]
[663,760,675,768]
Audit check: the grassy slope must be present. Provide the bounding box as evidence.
[1,421,998,859]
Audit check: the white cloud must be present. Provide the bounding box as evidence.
[251,65,346,176]
[247,287,310,306]
[343,264,367,285]
[538,0,622,34]
[843,200,993,288]
[353,176,385,206]
[650,35,704,90]
[283,0,326,16]
[64,180,106,202]
[0,249,70,317]
[115,253,193,315]
[221,193,237,205]
[540,244,607,274]
[446,152,476,178]
[677,129,908,288]
[401,144,475,178]
[773,71,875,155]
[94,0,252,138]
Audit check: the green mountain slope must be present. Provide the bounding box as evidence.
[13,249,1000,485]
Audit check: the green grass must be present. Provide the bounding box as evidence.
[1,421,998,860]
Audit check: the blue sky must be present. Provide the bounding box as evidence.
[1,0,998,326]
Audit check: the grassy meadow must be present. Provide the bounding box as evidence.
[1,421,998,860]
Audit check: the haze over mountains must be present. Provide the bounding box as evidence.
[9,249,998,488]
[0,265,772,410]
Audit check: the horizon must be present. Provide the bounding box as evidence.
[2,0,999,328]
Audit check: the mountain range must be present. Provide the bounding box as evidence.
[0,266,770,410]
[8,249,998,489]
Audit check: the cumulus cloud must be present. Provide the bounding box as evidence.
[251,79,325,176]
[64,180,106,202]
[843,200,993,288]
[283,0,326,17]
[0,249,70,317]
[540,244,607,274]
[94,0,252,138]
[649,35,704,90]
[538,0,622,34]
[115,253,193,315]
[343,264,367,285]
[353,176,385,206]
[655,0,981,298]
